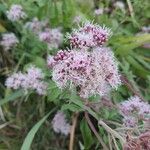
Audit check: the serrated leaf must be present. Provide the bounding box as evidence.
[47,87,62,103]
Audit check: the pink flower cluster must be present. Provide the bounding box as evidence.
[48,47,121,98]
[0,33,19,51]
[48,22,121,98]
[24,17,63,49]
[52,111,71,135]
[66,21,112,49]
[39,28,63,49]
[6,4,27,21]
[119,96,150,127]
[5,66,47,95]
[123,116,137,127]
[24,17,47,33]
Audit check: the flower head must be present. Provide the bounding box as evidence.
[119,96,150,117]
[6,4,27,21]
[24,17,47,33]
[0,33,19,51]
[5,65,47,95]
[27,65,44,80]
[49,47,121,98]
[39,28,51,43]
[119,96,150,127]
[66,21,112,49]
[48,21,120,98]
[5,72,26,89]
[52,111,71,135]
[39,28,63,49]
[123,116,138,127]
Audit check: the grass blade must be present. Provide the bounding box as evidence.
[21,108,56,150]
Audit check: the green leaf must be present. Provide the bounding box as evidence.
[134,55,150,70]
[49,1,60,27]
[0,90,24,106]
[80,118,93,149]
[32,56,46,68]
[61,103,83,112]
[21,109,56,150]
[126,56,150,78]
[47,87,62,103]
[70,90,98,120]
[111,34,150,56]
[0,4,7,13]
[34,0,47,7]
[62,0,75,28]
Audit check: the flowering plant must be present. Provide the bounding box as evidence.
[0,0,150,150]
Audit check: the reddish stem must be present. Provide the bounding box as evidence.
[84,111,109,150]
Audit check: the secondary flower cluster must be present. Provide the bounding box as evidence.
[6,4,27,21]
[0,33,19,51]
[39,28,63,49]
[52,111,71,135]
[48,22,121,98]
[5,4,63,51]
[24,17,48,33]
[5,66,47,95]
[66,21,112,49]
[1,4,25,51]
[25,17,63,49]
[119,96,150,127]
